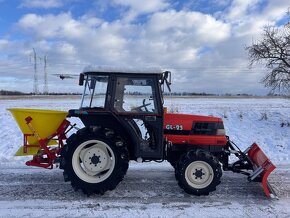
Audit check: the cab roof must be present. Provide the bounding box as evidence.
[82,65,164,75]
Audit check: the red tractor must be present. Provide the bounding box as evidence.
[9,67,276,198]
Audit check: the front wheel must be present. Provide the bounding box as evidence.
[175,149,222,196]
[62,133,129,195]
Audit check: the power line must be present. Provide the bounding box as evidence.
[0,62,267,70]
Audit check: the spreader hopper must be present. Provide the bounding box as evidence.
[8,108,69,162]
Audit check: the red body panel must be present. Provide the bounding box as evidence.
[164,113,227,146]
[164,113,223,130]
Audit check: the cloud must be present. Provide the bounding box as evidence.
[224,0,289,37]
[14,13,130,82]
[261,0,290,22]
[146,10,230,44]
[112,0,169,22]
[3,9,237,93]
[12,9,230,92]
[20,0,63,9]
[124,10,230,67]
[2,0,290,94]
[17,13,104,42]
[0,39,10,49]
[113,0,169,14]
[226,0,260,22]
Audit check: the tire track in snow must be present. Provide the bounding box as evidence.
[0,165,289,202]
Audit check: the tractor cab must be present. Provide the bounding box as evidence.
[70,67,170,160]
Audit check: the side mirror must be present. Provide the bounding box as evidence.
[162,71,172,92]
[79,73,84,86]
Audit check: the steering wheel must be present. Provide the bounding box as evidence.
[132,99,151,112]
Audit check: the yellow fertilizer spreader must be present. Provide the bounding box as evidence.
[8,108,71,169]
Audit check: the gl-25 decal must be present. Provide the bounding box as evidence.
[165,124,183,130]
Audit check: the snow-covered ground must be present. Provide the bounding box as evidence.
[0,163,289,217]
[0,96,289,217]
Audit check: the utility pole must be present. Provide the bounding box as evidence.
[44,55,48,94]
[32,48,39,94]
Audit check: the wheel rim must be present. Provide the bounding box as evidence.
[72,140,116,184]
[185,161,214,189]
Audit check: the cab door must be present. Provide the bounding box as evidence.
[112,75,164,159]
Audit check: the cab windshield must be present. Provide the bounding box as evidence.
[81,75,108,108]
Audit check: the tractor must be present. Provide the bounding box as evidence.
[8,66,276,198]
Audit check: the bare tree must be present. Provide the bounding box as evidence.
[246,11,290,94]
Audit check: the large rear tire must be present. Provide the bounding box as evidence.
[175,149,222,196]
[61,131,129,195]
[167,152,182,169]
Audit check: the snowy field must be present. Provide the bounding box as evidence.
[0,96,289,217]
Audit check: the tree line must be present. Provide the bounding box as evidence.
[0,90,81,96]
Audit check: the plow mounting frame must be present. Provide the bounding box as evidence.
[226,139,277,199]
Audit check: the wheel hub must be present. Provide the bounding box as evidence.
[90,154,101,166]
[82,146,110,173]
[194,169,205,179]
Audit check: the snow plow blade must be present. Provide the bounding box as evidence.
[247,143,277,198]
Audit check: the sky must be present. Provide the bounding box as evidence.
[0,0,289,95]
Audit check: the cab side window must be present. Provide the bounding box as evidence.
[114,77,157,113]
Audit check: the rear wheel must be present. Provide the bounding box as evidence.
[175,149,222,196]
[62,132,129,195]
